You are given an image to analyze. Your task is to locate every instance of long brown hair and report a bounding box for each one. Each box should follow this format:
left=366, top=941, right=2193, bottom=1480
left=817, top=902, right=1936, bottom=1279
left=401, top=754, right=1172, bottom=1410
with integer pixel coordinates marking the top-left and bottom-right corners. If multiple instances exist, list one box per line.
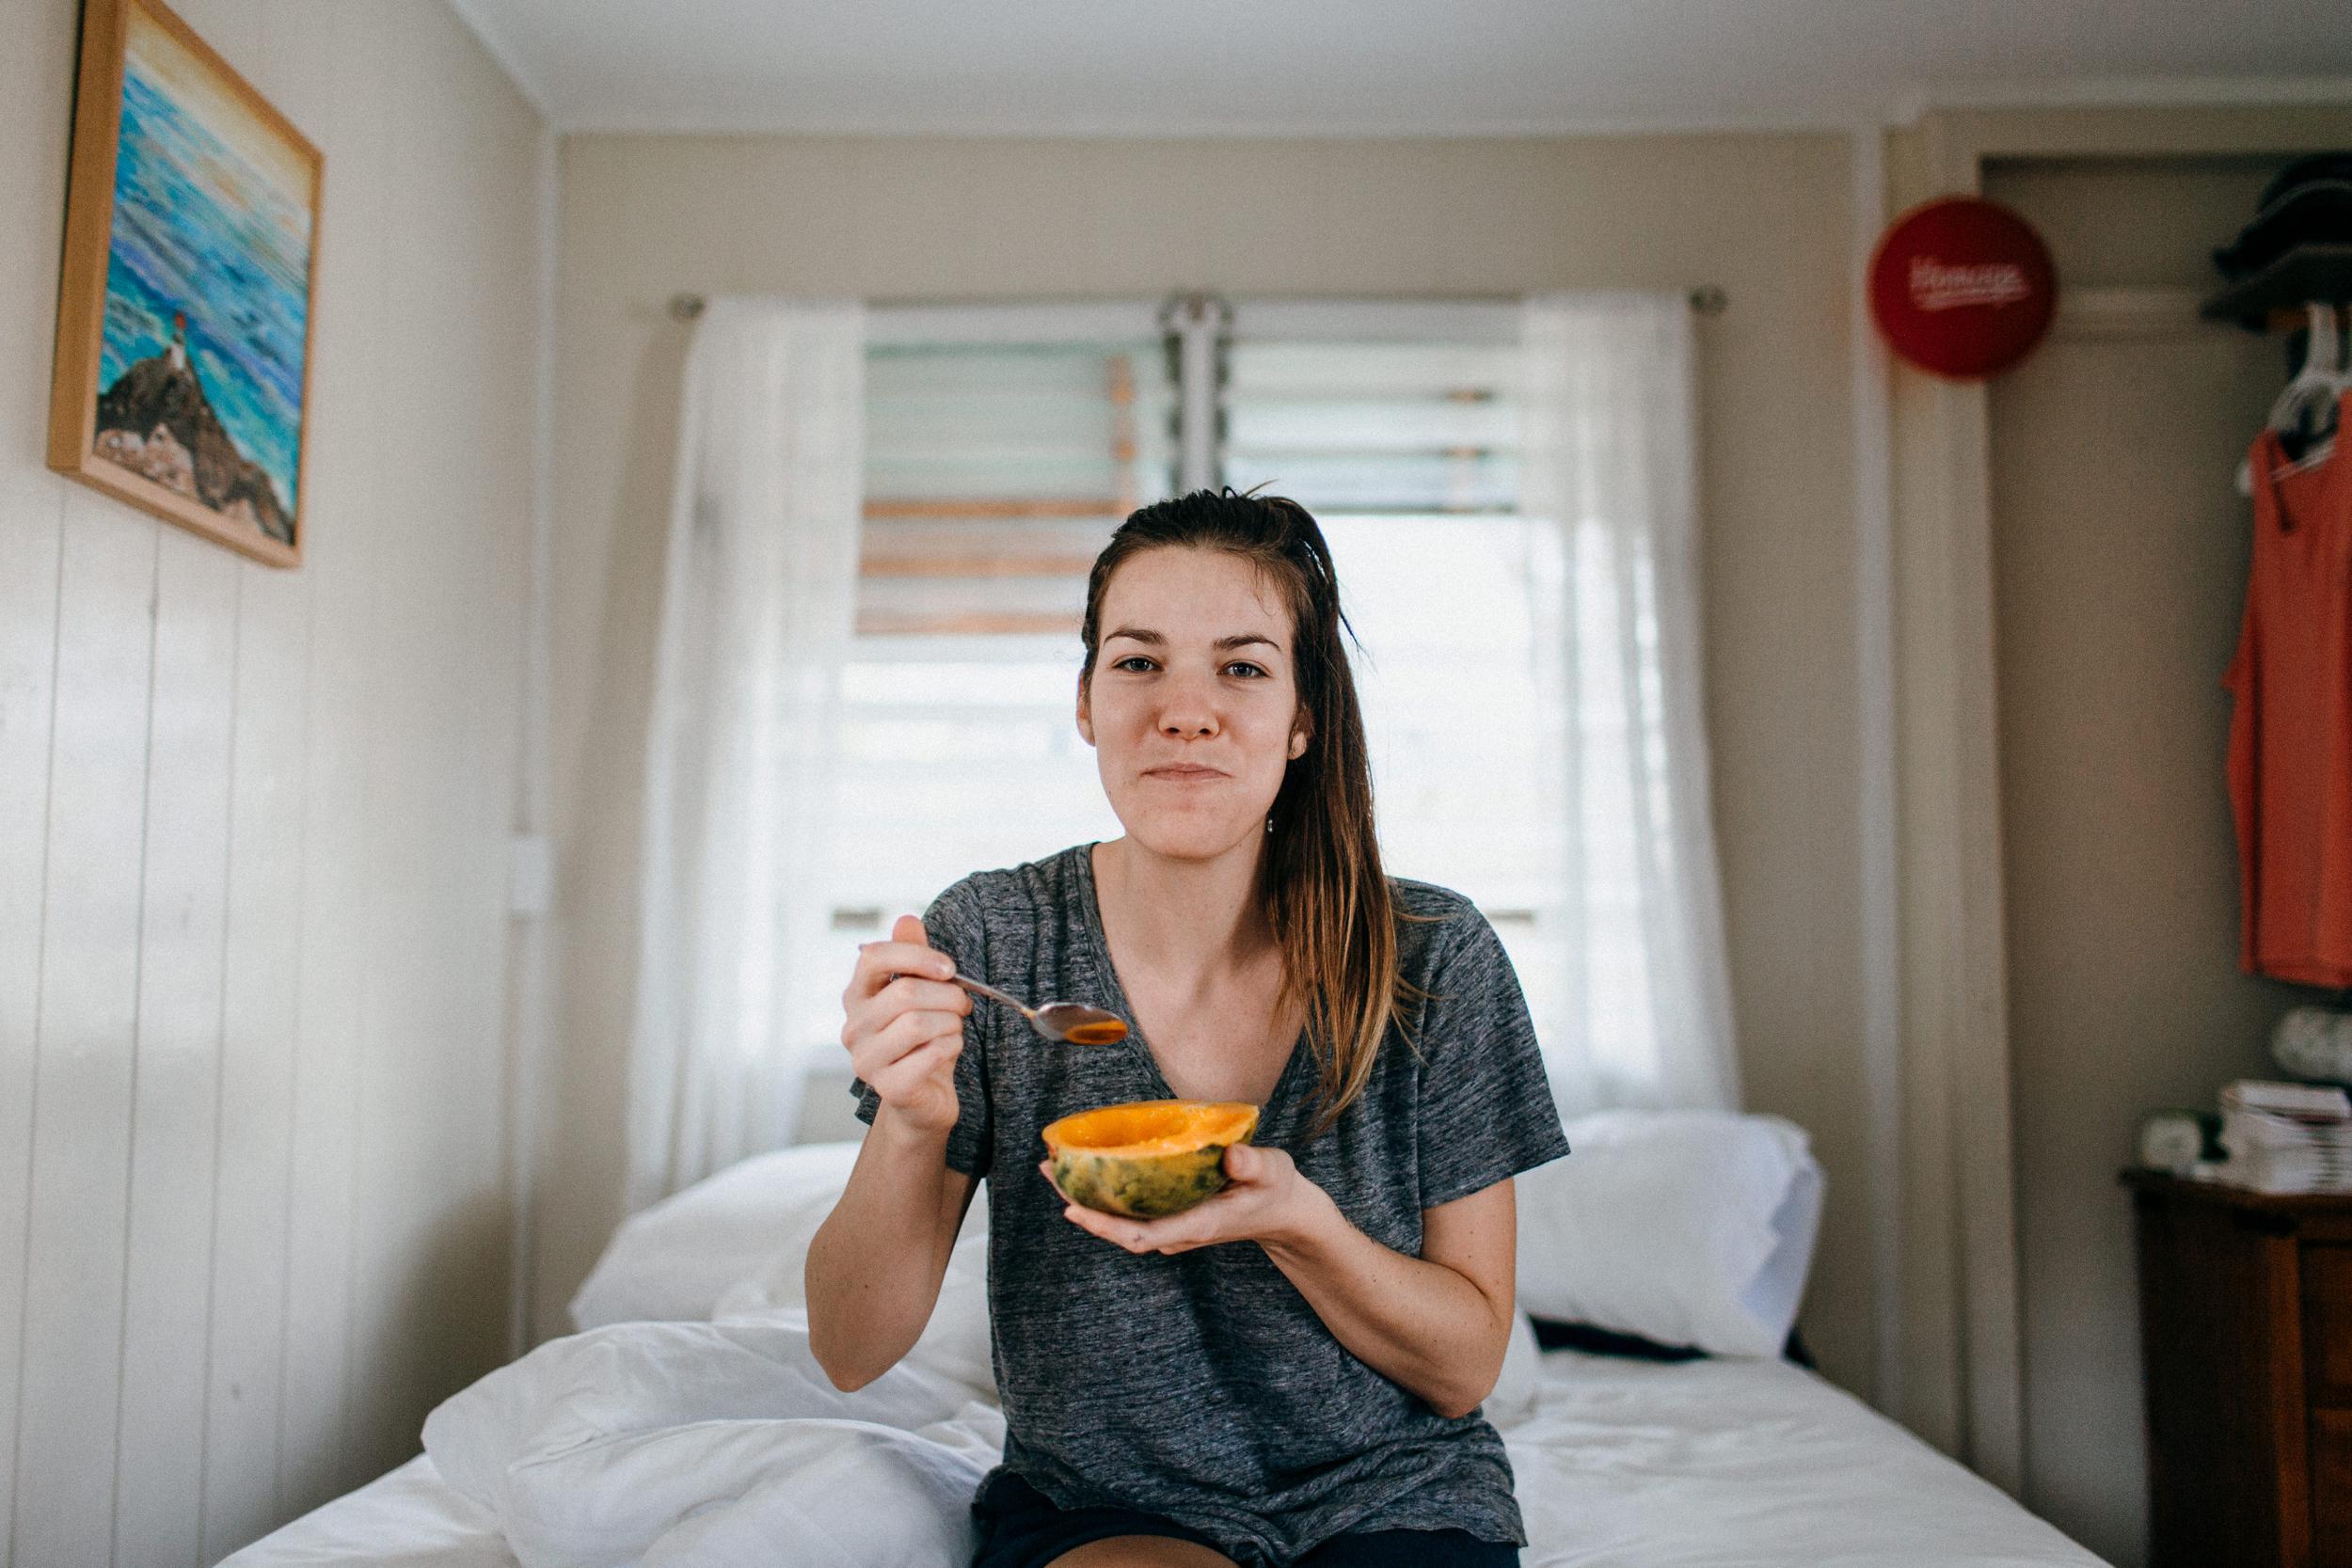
left=1078, top=488, right=1441, bottom=1141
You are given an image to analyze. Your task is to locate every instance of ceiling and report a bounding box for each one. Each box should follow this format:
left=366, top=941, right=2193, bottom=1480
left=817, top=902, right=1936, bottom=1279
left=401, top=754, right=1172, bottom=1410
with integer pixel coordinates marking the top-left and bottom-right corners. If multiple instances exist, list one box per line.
left=446, top=0, right=2352, bottom=136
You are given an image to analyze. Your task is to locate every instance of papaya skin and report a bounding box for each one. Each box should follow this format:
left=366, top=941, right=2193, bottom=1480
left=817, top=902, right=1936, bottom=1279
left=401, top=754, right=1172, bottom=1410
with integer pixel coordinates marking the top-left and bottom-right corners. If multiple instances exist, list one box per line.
left=1041, top=1100, right=1261, bottom=1219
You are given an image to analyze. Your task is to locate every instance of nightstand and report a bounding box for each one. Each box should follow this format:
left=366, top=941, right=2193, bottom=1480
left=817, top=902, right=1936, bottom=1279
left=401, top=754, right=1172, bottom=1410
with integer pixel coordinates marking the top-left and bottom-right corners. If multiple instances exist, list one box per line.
left=2122, top=1169, right=2352, bottom=1566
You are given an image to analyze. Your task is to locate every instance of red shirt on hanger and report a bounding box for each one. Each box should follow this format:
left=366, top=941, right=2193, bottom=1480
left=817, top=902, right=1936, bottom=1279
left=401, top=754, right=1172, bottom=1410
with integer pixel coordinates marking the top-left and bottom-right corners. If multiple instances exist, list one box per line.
left=2226, top=388, right=2352, bottom=988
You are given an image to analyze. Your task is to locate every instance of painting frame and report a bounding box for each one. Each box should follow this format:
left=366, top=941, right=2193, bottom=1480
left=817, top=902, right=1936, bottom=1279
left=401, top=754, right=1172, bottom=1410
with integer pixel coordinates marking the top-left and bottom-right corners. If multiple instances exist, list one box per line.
left=47, top=0, right=323, bottom=569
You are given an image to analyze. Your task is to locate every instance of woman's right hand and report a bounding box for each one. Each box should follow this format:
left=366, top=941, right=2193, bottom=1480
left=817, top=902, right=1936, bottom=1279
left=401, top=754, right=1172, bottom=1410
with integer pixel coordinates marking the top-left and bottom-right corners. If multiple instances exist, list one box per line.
left=841, top=913, right=973, bottom=1137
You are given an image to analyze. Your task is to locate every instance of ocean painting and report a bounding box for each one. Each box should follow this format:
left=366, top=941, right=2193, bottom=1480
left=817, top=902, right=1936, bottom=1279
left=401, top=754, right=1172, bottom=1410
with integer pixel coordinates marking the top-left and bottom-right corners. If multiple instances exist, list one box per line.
left=69, top=0, right=318, bottom=551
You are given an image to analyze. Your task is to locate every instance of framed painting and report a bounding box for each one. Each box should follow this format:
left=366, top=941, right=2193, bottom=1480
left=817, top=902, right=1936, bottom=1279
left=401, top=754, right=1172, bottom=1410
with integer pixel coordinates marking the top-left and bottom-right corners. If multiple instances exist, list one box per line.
left=47, top=0, right=322, bottom=568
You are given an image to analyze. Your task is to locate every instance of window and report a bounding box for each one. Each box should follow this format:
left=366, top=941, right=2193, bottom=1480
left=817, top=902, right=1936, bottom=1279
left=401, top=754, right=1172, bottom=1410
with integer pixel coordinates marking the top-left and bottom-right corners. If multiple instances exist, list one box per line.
left=789, top=297, right=1611, bottom=1089
left=1219, top=303, right=1580, bottom=1068
left=787, top=306, right=1175, bottom=1053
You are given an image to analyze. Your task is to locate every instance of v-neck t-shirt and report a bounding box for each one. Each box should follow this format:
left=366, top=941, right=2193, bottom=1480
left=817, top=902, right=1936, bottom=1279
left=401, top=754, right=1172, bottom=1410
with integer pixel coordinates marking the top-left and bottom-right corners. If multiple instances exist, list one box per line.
left=2227, top=393, right=2352, bottom=986
left=849, top=841, right=1573, bottom=1567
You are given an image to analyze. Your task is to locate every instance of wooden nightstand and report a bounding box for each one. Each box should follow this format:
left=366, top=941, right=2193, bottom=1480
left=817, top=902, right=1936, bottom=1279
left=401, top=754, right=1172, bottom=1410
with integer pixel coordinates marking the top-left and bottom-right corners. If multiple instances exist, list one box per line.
left=2123, top=1169, right=2352, bottom=1566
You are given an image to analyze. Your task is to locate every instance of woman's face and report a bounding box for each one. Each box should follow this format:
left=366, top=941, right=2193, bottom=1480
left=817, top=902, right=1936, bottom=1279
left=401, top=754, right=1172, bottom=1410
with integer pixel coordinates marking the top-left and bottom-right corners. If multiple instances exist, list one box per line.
left=1077, top=546, right=1310, bottom=863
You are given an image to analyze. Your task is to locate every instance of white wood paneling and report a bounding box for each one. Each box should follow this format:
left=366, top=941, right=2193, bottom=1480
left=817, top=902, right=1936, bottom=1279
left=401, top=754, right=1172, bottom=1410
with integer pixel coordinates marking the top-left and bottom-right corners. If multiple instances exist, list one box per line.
left=10, top=499, right=157, bottom=1568
left=0, top=2, right=546, bottom=1563
left=201, top=564, right=310, bottom=1563
left=270, top=0, right=381, bottom=1519
left=0, top=42, right=78, bottom=1564
left=342, top=0, right=534, bottom=1487
left=114, top=528, right=238, bottom=1568
left=0, top=479, right=63, bottom=1561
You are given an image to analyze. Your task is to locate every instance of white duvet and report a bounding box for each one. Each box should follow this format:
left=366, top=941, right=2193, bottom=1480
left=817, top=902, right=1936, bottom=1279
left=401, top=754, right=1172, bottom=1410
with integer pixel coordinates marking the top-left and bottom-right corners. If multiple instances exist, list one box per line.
left=229, top=1128, right=2110, bottom=1567
left=419, top=1312, right=1001, bottom=1568
left=229, top=1309, right=2110, bottom=1568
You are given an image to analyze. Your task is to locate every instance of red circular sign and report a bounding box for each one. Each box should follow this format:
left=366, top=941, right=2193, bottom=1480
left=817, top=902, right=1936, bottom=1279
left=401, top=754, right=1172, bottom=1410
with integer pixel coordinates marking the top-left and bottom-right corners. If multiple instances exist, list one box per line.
left=1868, top=198, right=2056, bottom=380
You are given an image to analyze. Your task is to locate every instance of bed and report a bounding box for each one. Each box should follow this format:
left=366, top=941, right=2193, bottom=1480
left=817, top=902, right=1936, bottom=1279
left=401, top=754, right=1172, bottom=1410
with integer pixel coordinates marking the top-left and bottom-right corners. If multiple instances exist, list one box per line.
left=223, top=1349, right=2109, bottom=1568
left=223, top=1119, right=2114, bottom=1568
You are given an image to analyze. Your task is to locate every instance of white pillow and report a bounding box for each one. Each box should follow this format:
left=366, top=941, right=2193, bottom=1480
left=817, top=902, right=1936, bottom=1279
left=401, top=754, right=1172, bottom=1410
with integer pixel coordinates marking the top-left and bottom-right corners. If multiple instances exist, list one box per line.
left=568, top=1143, right=865, bottom=1330
left=1514, top=1109, right=1822, bottom=1358
left=716, top=1228, right=994, bottom=1398
left=1745, top=1159, right=1825, bottom=1342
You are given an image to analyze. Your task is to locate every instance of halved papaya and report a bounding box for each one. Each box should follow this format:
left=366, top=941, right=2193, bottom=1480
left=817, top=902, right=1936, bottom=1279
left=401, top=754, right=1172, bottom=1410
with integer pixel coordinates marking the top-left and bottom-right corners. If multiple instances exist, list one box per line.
left=1041, top=1099, right=1261, bottom=1219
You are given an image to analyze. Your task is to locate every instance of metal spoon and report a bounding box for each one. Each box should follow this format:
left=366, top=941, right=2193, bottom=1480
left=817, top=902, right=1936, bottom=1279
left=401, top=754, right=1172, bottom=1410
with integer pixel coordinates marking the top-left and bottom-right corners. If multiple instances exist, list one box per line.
left=948, top=972, right=1130, bottom=1046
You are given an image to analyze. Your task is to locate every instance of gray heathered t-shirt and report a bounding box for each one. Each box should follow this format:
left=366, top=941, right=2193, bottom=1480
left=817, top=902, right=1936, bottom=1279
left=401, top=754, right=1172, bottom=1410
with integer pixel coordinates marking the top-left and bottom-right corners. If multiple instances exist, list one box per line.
left=850, top=841, right=1572, bottom=1567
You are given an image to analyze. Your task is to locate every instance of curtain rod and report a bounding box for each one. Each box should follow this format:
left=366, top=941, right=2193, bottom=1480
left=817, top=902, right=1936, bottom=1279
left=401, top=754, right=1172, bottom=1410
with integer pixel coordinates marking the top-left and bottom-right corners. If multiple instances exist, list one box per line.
left=664, top=287, right=1729, bottom=322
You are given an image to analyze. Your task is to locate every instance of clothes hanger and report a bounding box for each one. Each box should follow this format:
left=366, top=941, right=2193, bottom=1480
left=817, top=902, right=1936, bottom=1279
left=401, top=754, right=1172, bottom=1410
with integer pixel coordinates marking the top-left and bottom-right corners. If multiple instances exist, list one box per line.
left=2278, top=301, right=2346, bottom=468
left=2238, top=301, right=2347, bottom=497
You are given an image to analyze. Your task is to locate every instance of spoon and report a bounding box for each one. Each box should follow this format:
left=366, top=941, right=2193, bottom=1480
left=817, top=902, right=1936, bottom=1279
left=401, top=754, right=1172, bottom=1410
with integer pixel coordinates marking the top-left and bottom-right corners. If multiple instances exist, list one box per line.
left=947, top=972, right=1130, bottom=1046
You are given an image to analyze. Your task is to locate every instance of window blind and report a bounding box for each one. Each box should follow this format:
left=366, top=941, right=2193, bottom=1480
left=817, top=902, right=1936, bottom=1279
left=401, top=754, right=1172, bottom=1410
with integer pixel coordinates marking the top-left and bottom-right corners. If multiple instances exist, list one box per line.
left=793, top=298, right=1614, bottom=1085
left=1222, top=341, right=1521, bottom=514
left=1217, top=302, right=1578, bottom=1056
left=787, top=316, right=1177, bottom=1054
left=858, top=334, right=1177, bottom=637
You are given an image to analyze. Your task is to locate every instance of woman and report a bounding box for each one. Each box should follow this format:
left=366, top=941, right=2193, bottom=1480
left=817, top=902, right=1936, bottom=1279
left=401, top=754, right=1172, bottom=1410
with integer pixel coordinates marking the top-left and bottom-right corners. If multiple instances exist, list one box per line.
left=806, top=489, right=1571, bottom=1568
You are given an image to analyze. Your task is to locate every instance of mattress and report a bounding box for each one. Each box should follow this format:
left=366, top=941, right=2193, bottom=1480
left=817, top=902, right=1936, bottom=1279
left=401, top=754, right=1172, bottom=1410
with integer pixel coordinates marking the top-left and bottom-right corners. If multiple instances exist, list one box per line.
left=217, top=1452, right=514, bottom=1567
left=222, top=1346, right=2108, bottom=1567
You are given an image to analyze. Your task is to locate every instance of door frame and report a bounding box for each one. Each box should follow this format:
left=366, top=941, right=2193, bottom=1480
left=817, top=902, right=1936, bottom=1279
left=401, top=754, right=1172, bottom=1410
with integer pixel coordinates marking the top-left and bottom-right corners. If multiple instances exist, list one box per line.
left=1883, top=103, right=2352, bottom=1495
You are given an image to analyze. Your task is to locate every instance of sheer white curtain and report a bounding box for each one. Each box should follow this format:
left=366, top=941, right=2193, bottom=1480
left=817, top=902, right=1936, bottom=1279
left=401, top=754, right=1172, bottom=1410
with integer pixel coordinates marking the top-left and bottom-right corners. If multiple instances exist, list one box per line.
left=627, top=297, right=866, bottom=1212
left=1518, top=293, right=1740, bottom=1115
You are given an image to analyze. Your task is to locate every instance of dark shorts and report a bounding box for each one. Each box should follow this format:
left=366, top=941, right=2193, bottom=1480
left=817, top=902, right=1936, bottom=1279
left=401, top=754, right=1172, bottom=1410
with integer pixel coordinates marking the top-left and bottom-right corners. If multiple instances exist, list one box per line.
left=971, top=1471, right=1522, bottom=1568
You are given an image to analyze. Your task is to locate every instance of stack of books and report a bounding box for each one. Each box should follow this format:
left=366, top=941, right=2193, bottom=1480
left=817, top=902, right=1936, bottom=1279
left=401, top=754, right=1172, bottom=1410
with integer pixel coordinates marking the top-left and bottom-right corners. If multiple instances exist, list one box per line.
left=2217, top=1079, right=2352, bottom=1194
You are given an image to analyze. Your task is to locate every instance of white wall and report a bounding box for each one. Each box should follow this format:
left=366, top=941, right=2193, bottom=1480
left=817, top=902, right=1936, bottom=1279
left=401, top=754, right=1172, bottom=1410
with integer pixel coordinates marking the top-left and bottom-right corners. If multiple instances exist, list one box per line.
left=0, top=2, right=544, bottom=1562
left=540, top=132, right=1874, bottom=1386
left=541, top=119, right=2352, bottom=1568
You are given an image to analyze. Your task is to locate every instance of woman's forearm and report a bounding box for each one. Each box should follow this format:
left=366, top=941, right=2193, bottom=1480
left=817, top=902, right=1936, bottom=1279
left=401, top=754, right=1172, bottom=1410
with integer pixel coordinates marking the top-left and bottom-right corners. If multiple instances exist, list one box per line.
left=805, top=1106, right=961, bottom=1390
left=1257, top=1188, right=1511, bottom=1420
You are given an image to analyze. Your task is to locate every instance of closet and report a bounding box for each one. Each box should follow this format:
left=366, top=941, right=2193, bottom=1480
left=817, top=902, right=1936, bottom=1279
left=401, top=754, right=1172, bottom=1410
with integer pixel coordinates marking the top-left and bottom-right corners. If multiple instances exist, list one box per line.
left=1983, top=150, right=2342, bottom=1564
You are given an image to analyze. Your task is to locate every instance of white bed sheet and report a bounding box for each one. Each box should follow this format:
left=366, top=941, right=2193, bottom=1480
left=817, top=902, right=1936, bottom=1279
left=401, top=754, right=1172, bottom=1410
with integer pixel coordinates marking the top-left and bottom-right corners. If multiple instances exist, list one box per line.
left=217, top=1452, right=515, bottom=1568
left=222, top=1348, right=2108, bottom=1568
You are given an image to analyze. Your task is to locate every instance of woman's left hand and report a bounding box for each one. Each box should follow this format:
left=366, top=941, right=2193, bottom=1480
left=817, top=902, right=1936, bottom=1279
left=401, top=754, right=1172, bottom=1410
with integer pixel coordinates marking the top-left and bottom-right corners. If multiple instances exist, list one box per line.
left=1041, top=1142, right=1327, bottom=1255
